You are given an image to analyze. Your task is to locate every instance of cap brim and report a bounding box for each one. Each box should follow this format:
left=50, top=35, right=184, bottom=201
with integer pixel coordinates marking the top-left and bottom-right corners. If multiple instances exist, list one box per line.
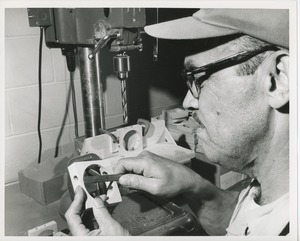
left=144, top=16, right=239, bottom=40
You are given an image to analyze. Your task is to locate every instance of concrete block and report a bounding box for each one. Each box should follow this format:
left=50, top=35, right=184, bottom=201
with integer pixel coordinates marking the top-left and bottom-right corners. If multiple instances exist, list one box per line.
left=6, top=133, right=40, bottom=183
left=18, top=153, right=73, bottom=205
left=5, top=126, right=76, bottom=183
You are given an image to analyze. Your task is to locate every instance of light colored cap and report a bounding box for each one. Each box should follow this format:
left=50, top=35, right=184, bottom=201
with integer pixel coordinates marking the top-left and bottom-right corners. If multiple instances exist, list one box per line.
left=144, top=9, right=289, bottom=48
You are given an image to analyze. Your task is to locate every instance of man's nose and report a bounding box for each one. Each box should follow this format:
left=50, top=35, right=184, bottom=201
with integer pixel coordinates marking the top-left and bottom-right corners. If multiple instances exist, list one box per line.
left=182, top=90, right=199, bottom=110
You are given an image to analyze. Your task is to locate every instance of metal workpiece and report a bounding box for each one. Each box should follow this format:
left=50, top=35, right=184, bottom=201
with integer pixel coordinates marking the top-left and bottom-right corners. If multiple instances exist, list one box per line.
left=68, top=158, right=122, bottom=208
left=79, top=47, right=106, bottom=137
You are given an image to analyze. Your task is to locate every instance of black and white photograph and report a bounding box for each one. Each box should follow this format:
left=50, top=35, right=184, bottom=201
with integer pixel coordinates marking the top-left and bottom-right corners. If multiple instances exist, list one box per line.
left=1, top=1, right=298, bottom=240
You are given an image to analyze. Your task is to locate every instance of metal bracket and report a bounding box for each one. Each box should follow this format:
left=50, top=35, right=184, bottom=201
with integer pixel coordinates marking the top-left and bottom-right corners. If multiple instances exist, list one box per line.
left=68, top=158, right=122, bottom=209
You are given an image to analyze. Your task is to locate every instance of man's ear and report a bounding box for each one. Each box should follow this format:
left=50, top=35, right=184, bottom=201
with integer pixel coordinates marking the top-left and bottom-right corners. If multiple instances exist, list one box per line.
left=263, top=50, right=289, bottom=110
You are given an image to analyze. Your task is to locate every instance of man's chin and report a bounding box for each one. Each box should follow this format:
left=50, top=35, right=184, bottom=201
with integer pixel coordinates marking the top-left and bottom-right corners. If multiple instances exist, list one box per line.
left=201, top=148, right=222, bottom=165
left=202, top=148, right=233, bottom=169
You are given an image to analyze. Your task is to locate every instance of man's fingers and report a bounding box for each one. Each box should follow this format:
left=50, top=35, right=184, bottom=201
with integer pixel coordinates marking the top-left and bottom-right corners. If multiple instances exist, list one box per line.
left=114, top=158, right=144, bottom=174
left=119, top=174, right=160, bottom=195
left=114, top=157, right=152, bottom=176
left=92, top=197, right=130, bottom=236
left=70, top=186, right=85, bottom=213
left=92, top=196, right=115, bottom=228
left=65, top=186, right=89, bottom=235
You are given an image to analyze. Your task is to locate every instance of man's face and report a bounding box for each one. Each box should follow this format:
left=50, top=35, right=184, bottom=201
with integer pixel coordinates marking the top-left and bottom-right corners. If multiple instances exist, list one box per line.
left=183, top=44, right=273, bottom=173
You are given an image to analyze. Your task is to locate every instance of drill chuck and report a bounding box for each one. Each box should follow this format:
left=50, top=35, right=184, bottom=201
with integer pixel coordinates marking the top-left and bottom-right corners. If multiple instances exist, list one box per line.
left=113, top=53, right=130, bottom=80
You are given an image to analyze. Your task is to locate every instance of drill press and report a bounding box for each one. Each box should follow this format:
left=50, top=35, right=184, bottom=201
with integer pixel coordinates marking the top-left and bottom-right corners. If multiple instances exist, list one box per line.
left=28, top=8, right=145, bottom=136
left=26, top=8, right=202, bottom=235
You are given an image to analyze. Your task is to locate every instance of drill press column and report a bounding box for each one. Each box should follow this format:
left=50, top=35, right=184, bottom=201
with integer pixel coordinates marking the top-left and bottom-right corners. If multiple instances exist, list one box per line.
left=79, top=47, right=106, bottom=137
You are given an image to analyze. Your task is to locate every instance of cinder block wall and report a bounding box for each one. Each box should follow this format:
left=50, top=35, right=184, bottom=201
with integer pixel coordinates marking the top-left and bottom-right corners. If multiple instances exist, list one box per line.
left=5, top=8, right=186, bottom=184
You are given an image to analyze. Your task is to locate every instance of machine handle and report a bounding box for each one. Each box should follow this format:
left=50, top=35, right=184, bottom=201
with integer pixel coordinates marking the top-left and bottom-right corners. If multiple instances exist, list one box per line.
left=88, top=33, right=119, bottom=59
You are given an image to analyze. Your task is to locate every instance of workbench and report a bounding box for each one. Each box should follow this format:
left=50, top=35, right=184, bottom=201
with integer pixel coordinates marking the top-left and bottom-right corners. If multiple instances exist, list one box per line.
left=5, top=182, right=68, bottom=236
left=5, top=181, right=208, bottom=236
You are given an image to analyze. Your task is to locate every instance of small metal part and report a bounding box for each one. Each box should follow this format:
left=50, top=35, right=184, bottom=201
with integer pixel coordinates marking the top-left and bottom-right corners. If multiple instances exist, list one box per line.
left=137, top=118, right=151, bottom=136
left=99, top=128, right=119, bottom=143
left=84, top=173, right=123, bottom=184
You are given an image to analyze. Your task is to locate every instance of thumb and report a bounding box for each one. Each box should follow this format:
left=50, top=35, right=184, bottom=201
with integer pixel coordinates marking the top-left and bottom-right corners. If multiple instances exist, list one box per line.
left=92, top=197, right=131, bottom=236
left=92, top=196, right=114, bottom=228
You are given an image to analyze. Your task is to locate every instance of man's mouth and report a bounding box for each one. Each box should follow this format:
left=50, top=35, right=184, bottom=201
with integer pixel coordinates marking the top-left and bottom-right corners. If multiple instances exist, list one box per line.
left=191, top=112, right=205, bottom=129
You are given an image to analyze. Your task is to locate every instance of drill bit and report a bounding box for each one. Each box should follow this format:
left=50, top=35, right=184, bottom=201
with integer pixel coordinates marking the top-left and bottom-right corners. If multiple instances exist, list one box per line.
left=121, top=80, right=128, bottom=124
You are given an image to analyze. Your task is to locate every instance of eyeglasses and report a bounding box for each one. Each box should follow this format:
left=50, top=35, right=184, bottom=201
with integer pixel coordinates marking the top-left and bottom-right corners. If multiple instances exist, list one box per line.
left=182, top=46, right=278, bottom=99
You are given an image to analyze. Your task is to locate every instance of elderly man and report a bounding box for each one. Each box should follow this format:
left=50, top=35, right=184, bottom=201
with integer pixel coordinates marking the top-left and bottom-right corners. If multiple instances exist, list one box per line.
left=65, top=9, right=289, bottom=236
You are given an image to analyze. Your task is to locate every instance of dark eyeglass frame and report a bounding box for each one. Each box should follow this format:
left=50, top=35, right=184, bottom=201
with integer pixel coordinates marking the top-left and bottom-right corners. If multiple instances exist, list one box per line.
left=182, top=45, right=278, bottom=99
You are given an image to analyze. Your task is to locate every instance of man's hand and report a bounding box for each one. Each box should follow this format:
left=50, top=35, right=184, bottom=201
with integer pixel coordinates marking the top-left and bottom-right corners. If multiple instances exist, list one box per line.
left=65, top=186, right=130, bottom=236
left=115, top=150, right=197, bottom=197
